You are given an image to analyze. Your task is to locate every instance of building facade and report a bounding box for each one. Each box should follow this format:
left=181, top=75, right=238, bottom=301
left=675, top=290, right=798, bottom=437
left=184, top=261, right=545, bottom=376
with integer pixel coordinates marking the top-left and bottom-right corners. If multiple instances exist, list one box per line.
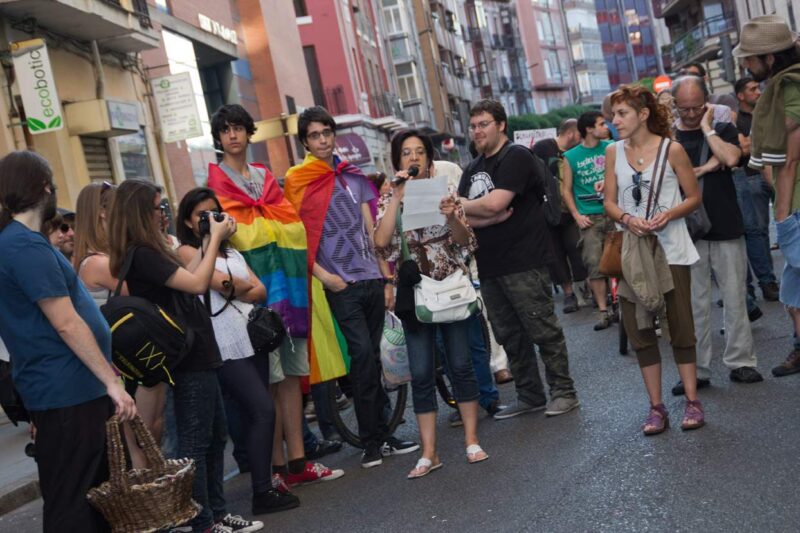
left=654, top=0, right=739, bottom=93
left=732, top=0, right=800, bottom=35
left=597, top=0, right=663, bottom=88
left=0, top=0, right=166, bottom=209
left=515, top=0, right=573, bottom=113
left=563, top=0, right=612, bottom=104
left=298, top=0, right=406, bottom=175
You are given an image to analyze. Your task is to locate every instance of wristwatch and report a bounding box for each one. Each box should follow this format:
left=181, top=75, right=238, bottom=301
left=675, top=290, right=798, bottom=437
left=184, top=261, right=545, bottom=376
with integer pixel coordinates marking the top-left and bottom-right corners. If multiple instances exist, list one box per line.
left=383, top=277, right=396, bottom=286
left=704, top=129, right=718, bottom=139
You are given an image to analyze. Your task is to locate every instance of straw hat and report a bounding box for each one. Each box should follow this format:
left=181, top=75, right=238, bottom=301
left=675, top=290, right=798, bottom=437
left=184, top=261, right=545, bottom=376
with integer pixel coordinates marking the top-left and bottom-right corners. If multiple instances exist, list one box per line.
left=733, top=15, right=799, bottom=58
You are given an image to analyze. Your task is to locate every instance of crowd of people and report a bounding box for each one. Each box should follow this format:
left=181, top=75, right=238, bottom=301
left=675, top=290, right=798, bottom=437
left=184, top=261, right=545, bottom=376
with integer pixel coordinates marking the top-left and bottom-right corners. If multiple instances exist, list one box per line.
left=0, top=13, right=798, bottom=533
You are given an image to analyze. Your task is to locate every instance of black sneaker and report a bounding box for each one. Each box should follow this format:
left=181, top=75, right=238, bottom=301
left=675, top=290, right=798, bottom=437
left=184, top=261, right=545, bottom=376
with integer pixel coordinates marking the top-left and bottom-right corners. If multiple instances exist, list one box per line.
left=306, top=439, right=343, bottom=460
left=748, top=306, right=764, bottom=322
left=761, top=281, right=780, bottom=302
left=361, top=442, right=383, bottom=468
left=729, top=366, right=764, bottom=383
left=485, top=399, right=507, bottom=416
left=252, top=489, right=300, bottom=515
left=671, top=378, right=710, bottom=396
left=381, top=436, right=420, bottom=456
left=218, top=513, right=265, bottom=532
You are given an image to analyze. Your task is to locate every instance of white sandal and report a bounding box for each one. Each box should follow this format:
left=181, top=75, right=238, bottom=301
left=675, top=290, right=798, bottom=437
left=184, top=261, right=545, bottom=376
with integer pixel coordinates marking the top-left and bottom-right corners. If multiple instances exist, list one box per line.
left=466, top=444, right=489, bottom=464
left=407, top=457, right=443, bottom=479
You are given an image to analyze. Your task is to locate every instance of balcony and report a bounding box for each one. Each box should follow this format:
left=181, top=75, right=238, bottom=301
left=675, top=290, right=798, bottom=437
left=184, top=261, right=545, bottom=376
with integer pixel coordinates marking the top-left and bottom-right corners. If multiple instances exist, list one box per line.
left=568, top=26, right=602, bottom=42
left=573, top=56, right=609, bottom=70
left=579, top=90, right=611, bottom=105
left=666, top=15, right=737, bottom=69
left=510, top=75, right=529, bottom=92
left=490, top=33, right=503, bottom=50
left=652, top=0, right=693, bottom=19
left=0, top=0, right=159, bottom=53
left=389, top=36, right=415, bottom=65
left=501, top=34, right=515, bottom=49
left=498, top=76, right=511, bottom=93
left=468, top=27, right=483, bottom=43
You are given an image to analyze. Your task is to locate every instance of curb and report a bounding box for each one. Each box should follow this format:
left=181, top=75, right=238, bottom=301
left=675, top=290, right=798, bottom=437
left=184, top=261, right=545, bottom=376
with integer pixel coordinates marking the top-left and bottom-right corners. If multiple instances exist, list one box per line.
left=0, top=477, right=40, bottom=517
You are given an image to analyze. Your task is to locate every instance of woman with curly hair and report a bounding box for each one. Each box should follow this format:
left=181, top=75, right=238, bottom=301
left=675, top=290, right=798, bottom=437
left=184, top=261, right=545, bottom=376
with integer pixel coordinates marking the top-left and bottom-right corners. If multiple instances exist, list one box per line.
left=602, top=85, right=705, bottom=435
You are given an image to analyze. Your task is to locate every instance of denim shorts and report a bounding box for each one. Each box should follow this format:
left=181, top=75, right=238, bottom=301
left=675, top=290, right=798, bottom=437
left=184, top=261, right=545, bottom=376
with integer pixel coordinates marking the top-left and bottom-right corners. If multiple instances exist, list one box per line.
left=268, top=336, right=309, bottom=384
left=776, top=212, right=800, bottom=308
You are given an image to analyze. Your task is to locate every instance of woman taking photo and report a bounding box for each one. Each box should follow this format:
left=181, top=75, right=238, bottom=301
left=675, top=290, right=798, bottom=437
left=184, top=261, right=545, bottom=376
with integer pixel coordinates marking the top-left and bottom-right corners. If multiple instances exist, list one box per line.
left=603, top=85, right=705, bottom=435
left=374, top=129, right=487, bottom=479
left=108, top=179, right=262, bottom=533
left=176, top=187, right=299, bottom=515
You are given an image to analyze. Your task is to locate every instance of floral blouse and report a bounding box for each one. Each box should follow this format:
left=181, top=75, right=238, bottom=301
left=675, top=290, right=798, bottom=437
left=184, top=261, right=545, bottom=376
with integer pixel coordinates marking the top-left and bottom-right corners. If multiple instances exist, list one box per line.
left=375, top=185, right=477, bottom=282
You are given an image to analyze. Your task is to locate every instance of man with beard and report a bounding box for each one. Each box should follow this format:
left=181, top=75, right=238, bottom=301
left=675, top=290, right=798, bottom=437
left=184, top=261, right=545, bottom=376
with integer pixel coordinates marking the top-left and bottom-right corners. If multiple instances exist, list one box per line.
left=0, top=151, right=136, bottom=532
left=733, top=15, right=800, bottom=377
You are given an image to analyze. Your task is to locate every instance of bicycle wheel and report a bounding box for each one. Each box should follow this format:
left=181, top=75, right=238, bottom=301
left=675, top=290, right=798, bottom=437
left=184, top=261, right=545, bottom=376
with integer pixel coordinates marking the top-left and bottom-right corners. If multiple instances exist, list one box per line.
left=327, top=376, right=409, bottom=449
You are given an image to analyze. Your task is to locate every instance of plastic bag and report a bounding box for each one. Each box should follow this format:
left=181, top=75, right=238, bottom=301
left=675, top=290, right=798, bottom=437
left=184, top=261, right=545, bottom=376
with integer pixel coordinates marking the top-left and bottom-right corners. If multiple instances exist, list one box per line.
left=380, top=311, right=411, bottom=387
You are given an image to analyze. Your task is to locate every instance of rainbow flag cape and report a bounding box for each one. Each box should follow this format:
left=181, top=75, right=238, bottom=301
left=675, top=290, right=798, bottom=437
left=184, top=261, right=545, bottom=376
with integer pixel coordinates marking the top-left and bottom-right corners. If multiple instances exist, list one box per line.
left=284, top=155, right=371, bottom=369
left=207, top=162, right=347, bottom=384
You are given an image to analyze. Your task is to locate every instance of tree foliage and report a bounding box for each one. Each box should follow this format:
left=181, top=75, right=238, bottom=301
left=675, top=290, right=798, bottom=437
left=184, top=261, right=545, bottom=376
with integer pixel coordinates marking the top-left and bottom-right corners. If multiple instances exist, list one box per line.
left=507, top=105, right=596, bottom=138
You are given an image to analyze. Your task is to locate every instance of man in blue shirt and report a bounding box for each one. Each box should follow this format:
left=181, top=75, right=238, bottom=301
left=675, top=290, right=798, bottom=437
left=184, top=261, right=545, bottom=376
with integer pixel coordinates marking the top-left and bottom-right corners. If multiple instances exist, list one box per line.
left=0, top=151, right=135, bottom=533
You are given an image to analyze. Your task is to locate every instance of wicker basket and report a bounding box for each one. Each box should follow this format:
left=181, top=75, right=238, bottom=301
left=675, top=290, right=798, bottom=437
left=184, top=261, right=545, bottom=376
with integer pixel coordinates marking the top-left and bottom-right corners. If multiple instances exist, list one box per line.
left=87, top=415, right=200, bottom=533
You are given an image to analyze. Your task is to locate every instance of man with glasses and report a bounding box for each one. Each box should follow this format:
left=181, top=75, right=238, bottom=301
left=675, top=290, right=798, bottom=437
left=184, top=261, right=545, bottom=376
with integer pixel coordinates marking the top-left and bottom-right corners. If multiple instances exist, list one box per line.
left=670, top=75, right=764, bottom=395
left=459, top=99, right=579, bottom=420
left=284, top=106, right=418, bottom=469
left=562, top=111, right=614, bottom=331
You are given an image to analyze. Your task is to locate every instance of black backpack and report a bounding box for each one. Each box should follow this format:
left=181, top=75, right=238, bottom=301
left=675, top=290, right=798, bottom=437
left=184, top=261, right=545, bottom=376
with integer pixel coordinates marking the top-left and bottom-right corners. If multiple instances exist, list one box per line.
left=467, top=142, right=562, bottom=226
left=101, top=248, right=194, bottom=387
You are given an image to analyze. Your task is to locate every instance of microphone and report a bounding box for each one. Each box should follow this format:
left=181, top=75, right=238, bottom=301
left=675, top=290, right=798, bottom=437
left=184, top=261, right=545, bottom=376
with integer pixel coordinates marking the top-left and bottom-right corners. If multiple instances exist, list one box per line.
left=392, top=165, right=419, bottom=185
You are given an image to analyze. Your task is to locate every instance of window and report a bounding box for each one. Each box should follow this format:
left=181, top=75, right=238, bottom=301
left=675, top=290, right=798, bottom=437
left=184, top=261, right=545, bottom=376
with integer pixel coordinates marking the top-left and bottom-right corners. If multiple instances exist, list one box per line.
left=383, top=2, right=403, bottom=34
left=115, top=130, right=153, bottom=181
left=293, top=0, right=308, bottom=17
left=154, top=0, right=169, bottom=14
left=304, top=46, right=325, bottom=106
left=395, top=63, right=419, bottom=101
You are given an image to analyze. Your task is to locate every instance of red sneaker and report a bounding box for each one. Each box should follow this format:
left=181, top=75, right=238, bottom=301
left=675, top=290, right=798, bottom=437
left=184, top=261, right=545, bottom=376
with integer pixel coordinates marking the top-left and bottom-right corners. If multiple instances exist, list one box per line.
left=271, top=473, right=290, bottom=494
left=286, top=462, right=344, bottom=487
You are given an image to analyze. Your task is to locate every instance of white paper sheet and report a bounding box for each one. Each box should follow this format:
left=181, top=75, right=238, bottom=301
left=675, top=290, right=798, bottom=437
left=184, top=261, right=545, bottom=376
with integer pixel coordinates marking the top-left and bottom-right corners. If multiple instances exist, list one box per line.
left=400, top=175, right=449, bottom=231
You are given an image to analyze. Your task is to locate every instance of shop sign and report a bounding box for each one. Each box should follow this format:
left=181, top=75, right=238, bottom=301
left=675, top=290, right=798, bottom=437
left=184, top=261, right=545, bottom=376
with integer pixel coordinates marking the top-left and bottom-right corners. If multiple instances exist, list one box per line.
left=198, top=14, right=238, bottom=45
left=151, top=72, right=203, bottom=143
left=107, top=100, right=139, bottom=131
left=513, top=128, right=556, bottom=148
left=11, top=39, right=64, bottom=135
left=335, top=133, right=371, bottom=166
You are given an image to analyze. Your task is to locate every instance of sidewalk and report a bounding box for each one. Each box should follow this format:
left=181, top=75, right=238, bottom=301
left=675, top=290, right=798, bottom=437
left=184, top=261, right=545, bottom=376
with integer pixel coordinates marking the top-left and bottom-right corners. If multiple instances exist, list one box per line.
left=0, top=413, right=39, bottom=517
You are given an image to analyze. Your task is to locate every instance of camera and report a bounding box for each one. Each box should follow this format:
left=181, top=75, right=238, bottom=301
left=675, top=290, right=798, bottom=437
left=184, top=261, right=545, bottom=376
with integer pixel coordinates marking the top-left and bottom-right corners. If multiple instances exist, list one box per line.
left=198, top=211, right=225, bottom=236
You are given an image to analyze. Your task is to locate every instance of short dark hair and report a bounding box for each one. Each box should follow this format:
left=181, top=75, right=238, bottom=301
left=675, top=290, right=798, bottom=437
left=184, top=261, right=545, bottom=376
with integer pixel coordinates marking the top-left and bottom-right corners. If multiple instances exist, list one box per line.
left=557, top=118, right=578, bottom=136
left=298, top=106, right=337, bottom=146
left=734, top=76, right=755, bottom=95
left=577, top=111, right=604, bottom=138
left=211, top=104, right=257, bottom=146
left=176, top=187, right=227, bottom=250
left=469, top=99, right=508, bottom=133
left=390, top=129, right=434, bottom=172
left=683, top=62, right=706, bottom=77
left=0, top=151, right=54, bottom=231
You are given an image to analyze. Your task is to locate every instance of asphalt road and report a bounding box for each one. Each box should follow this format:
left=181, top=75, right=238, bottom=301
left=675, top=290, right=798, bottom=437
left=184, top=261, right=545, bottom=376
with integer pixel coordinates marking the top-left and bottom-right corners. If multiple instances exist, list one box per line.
left=2, top=264, right=799, bottom=533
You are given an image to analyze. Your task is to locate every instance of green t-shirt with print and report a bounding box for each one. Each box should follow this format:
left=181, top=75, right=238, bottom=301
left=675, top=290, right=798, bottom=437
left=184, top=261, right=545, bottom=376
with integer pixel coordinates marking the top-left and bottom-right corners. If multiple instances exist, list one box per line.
left=784, top=82, right=800, bottom=212
left=564, top=140, right=612, bottom=215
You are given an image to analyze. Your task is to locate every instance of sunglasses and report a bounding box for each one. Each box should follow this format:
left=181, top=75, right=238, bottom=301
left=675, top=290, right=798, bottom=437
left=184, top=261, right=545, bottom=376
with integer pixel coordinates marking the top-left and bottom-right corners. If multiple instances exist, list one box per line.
left=632, top=172, right=643, bottom=206
left=59, top=223, right=70, bottom=233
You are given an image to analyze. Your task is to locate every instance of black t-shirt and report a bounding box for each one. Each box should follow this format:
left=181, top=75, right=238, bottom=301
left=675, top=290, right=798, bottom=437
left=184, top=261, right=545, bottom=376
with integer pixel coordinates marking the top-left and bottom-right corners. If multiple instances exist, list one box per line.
left=458, top=142, right=552, bottom=278
left=675, top=123, right=744, bottom=241
left=736, top=111, right=759, bottom=176
left=126, top=246, right=222, bottom=373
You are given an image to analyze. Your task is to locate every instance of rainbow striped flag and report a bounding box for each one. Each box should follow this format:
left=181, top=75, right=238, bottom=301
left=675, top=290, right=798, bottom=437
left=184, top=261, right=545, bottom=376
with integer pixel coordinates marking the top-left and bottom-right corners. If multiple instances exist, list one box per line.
left=207, top=162, right=348, bottom=384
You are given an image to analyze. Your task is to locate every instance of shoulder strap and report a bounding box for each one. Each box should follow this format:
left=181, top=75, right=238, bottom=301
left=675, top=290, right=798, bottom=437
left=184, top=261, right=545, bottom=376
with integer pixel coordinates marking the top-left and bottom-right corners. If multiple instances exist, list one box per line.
left=113, top=246, right=138, bottom=298
left=645, top=139, right=670, bottom=220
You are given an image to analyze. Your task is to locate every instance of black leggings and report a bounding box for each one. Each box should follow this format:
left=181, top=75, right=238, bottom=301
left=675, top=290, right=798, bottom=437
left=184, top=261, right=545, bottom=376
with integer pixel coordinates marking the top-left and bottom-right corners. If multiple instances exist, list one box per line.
left=217, top=354, right=275, bottom=494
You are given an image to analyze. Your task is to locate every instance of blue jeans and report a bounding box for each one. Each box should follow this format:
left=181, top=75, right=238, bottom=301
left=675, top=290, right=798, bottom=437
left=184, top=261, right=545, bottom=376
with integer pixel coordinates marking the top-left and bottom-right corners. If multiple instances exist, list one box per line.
left=437, top=314, right=498, bottom=411
left=733, top=168, right=776, bottom=287
left=404, top=318, right=479, bottom=414
left=173, top=370, right=228, bottom=531
left=776, top=211, right=800, bottom=308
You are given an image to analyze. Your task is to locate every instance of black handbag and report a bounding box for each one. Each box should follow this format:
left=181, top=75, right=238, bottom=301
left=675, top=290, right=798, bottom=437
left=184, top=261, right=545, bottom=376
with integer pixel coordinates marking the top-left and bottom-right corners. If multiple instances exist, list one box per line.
left=203, top=256, right=286, bottom=355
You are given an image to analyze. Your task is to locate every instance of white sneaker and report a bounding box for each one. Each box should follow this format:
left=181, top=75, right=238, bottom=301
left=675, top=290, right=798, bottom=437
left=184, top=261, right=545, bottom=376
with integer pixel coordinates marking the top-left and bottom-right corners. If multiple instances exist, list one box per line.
left=218, top=514, right=264, bottom=533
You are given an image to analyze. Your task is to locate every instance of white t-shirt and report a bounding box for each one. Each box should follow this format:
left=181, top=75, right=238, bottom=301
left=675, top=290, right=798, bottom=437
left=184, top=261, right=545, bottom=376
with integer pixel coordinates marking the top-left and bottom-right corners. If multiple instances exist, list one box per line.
left=615, top=140, right=699, bottom=266
left=205, top=249, right=257, bottom=362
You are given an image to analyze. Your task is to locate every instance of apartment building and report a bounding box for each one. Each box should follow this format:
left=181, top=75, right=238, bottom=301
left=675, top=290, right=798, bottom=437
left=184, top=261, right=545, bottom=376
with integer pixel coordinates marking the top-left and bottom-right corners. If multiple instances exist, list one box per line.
left=563, top=0, right=612, bottom=103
